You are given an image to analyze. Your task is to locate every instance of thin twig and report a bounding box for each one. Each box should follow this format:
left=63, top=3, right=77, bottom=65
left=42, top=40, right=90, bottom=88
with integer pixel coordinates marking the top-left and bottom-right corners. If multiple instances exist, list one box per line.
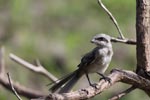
left=0, top=47, right=5, bottom=76
left=109, top=86, right=136, bottom=100
left=0, top=75, right=45, bottom=98
left=0, top=49, right=45, bottom=98
left=7, top=73, right=22, bottom=100
left=98, top=0, right=125, bottom=39
left=111, top=37, right=136, bottom=45
left=9, top=53, right=58, bottom=82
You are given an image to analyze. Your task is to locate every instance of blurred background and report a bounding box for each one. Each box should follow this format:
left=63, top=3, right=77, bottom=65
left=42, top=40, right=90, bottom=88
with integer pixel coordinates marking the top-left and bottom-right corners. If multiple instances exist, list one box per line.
left=0, top=0, right=148, bottom=100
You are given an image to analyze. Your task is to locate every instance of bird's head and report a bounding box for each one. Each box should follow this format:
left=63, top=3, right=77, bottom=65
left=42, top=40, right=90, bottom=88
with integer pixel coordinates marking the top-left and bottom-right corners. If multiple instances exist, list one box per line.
left=91, top=33, right=112, bottom=47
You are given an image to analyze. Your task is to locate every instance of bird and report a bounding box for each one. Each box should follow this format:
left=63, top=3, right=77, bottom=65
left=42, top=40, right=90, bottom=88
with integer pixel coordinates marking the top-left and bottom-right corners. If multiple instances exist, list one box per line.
left=49, top=33, right=113, bottom=93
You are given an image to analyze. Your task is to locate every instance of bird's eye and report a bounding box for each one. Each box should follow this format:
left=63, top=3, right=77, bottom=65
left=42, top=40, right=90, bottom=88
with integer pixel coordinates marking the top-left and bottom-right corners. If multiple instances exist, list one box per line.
left=96, top=37, right=105, bottom=41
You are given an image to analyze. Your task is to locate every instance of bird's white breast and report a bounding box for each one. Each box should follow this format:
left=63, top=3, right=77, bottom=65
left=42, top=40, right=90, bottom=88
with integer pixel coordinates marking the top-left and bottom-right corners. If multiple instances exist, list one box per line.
left=87, top=47, right=112, bottom=73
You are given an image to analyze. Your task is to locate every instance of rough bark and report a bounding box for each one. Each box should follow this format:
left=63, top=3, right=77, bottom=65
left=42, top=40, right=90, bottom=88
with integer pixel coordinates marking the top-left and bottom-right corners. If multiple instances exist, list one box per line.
left=136, top=0, right=150, bottom=97
left=136, top=0, right=150, bottom=73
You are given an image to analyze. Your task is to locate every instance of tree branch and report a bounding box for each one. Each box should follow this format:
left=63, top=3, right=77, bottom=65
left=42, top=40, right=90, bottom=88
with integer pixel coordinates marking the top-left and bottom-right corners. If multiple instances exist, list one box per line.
left=0, top=49, right=46, bottom=99
left=109, top=86, right=136, bottom=100
left=9, top=53, right=58, bottom=82
left=0, top=73, right=46, bottom=99
left=43, top=69, right=150, bottom=100
left=97, top=0, right=125, bottom=39
left=111, top=37, right=136, bottom=45
left=97, top=0, right=137, bottom=46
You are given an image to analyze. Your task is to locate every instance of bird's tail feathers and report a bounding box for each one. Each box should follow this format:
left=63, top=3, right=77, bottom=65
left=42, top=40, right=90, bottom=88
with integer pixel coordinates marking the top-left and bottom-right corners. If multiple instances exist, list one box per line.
left=49, top=69, right=80, bottom=92
left=58, top=72, right=82, bottom=93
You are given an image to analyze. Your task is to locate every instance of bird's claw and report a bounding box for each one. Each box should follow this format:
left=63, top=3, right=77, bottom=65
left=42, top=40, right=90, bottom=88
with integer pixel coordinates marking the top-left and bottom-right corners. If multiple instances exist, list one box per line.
left=100, top=76, right=111, bottom=83
left=90, top=83, right=98, bottom=89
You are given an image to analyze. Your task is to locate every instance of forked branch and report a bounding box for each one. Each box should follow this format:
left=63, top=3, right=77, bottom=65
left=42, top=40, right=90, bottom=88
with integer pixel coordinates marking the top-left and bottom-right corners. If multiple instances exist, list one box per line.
left=0, top=49, right=46, bottom=99
left=97, top=0, right=137, bottom=46
left=9, top=53, right=58, bottom=82
left=111, top=37, right=136, bottom=45
left=98, top=0, right=125, bottom=39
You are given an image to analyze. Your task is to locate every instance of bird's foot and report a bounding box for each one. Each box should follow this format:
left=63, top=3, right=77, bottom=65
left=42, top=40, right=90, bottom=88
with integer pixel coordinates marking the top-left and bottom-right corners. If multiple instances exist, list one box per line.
left=97, top=72, right=111, bottom=83
left=89, top=83, right=98, bottom=89
left=100, top=76, right=111, bottom=83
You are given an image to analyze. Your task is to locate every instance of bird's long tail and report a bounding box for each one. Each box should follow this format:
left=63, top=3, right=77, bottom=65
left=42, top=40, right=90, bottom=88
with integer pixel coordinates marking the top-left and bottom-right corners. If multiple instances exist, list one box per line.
left=49, top=69, right=82, bottom=93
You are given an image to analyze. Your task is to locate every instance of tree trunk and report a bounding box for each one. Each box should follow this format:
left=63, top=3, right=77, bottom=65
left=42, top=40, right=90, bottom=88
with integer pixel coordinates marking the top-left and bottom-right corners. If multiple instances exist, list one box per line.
left=136, top=0, right=150, bottom=75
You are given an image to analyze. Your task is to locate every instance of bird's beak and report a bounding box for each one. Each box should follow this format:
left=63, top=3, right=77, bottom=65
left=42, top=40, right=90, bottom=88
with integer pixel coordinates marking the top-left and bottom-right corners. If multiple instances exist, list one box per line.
left=91, top=39, right=95, bottom=43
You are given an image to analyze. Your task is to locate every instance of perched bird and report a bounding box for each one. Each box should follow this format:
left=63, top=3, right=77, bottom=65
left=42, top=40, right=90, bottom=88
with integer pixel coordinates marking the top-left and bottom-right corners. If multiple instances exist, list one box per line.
left=49, top=33, right=113, bottom=93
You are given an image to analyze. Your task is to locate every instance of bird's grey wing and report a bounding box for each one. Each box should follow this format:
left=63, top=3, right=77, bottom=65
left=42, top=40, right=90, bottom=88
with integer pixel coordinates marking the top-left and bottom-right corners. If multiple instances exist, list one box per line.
left=78, top=48, right=97, bottom=67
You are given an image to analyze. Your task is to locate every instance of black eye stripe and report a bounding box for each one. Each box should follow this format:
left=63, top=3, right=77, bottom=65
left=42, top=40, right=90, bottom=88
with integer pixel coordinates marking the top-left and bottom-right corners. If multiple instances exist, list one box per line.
left=96, top=37, right=105, bottom=40
left=95, top=37, right=108, bottom=42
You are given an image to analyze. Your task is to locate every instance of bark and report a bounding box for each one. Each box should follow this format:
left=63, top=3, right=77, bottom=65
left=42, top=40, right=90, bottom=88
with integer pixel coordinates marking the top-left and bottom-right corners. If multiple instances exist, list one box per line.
left=43, top=69, right=150, bottom=100
left=136, top=0, right=150, bottom=73
left=136, top=0, right=150, bottom=97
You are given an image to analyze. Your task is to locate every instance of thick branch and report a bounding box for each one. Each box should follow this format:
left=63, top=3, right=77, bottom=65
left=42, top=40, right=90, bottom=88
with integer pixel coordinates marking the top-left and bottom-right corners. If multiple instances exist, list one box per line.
left=9, top=53, right=57, bottom=82
left=44, top=69, right=150, bottom=100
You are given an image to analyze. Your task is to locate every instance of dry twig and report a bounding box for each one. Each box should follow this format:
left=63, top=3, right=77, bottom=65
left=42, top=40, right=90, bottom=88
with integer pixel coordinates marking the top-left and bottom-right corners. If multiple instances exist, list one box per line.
left=97, top=0, right=137, bottom=45
left=0, top=47, right=46, bottom=99
left=9, top=53, right=57, bottom=82
left=111, top=37, right=136, bottom=45
left=0, top=75, right=46, bottom=98
left=7, top=73, right=22, bottom=100
left=109, top=86, right=136, bottom=100
left=98, top=0, right=125, bottom=39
